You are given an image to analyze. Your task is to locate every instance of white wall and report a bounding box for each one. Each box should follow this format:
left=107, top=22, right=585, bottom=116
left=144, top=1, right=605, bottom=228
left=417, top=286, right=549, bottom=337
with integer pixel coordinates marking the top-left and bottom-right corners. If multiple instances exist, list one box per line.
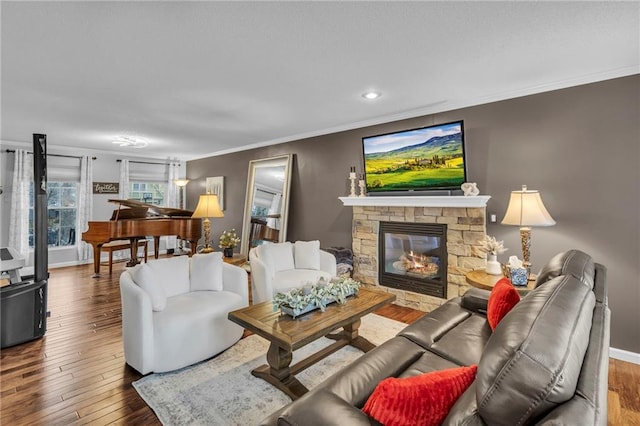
left=0, top=140, right=186, bottom=268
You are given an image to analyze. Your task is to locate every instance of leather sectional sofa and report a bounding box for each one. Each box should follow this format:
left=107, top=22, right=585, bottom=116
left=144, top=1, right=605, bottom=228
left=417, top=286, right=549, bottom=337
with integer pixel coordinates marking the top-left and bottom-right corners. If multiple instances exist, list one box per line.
left=261, top=250, right=609, bottom=425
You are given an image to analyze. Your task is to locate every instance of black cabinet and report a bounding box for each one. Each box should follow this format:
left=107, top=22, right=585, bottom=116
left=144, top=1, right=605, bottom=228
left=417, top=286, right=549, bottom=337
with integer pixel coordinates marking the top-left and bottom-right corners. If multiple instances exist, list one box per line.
left=1, top=280, right=47, bottom=348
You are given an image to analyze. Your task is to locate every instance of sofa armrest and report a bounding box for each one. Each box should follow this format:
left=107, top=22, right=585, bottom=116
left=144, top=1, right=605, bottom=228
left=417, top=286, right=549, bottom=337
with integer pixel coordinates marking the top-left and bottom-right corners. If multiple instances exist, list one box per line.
left=261, top=390, right=378, bottom=426
left=460, top=288, right=490, bottom=314
left=249, top=254, right=274, bottom=304
left=222, top=263, right=249, bottom=306
left=320, top=250, right=338, bottom=277
left=119, top=271, right=155, bottom=375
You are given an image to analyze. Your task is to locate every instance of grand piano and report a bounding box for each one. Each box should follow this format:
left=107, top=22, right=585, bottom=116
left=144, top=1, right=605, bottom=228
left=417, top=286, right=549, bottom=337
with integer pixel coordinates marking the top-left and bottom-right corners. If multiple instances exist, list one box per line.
left=82, top=199, right=202, bottom=277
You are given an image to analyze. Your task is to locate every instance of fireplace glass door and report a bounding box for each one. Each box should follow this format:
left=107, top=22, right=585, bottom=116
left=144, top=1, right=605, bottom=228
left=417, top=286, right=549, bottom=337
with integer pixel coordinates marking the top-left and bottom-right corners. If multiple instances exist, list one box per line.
left=379, top=222, right=447, bottom=298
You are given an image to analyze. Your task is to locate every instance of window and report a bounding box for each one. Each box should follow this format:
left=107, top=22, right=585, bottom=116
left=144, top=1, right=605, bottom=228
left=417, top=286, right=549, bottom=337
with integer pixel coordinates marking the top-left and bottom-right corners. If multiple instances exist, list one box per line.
left=29, top=182, right=78, bottom=247
left=129, top=182, right=166, bottom=206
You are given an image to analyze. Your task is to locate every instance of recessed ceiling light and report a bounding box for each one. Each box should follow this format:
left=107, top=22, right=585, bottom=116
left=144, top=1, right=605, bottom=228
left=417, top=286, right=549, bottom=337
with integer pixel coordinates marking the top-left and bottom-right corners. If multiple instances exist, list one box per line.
left=112, top=136, right=148, bottom=148
left=362, top=91, right=381, bottom=100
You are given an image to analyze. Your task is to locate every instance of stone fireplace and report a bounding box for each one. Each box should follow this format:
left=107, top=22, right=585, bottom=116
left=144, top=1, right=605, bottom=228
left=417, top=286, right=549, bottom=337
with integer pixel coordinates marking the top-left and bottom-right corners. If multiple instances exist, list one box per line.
left=340, top=196, right=490, bottom=312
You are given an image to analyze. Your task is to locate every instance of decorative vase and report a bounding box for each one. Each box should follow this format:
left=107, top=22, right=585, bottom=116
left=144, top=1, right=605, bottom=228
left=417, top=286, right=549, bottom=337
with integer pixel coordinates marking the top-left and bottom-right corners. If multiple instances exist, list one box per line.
left=223, top=247, right=234, bottom=258
left=486, top=254, right=502, bottom=275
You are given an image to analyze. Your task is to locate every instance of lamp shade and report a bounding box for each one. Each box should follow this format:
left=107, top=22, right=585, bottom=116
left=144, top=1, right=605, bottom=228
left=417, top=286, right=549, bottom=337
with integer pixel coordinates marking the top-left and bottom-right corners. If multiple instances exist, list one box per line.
left=192, top=194, right=224, bottom=218
left=501, top=185, right=555, bottom=227
left=173, top=178, right=190, bottom=187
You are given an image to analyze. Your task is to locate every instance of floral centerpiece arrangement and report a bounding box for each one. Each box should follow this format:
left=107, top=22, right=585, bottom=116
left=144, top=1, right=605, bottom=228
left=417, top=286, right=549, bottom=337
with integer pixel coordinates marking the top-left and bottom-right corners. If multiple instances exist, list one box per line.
left=273, top=277, right=361, bottom=318
left=478, top=235, right=507, bottom=256
left=219, top=229, right=240, bottom=257
left=478, top=235, right=507, bottom=275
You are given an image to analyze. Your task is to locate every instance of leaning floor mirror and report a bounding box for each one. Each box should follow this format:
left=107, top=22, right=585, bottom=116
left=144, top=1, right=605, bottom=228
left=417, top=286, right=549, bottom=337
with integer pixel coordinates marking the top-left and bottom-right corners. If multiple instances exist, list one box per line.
left=240, top=154, right=293, bottom=257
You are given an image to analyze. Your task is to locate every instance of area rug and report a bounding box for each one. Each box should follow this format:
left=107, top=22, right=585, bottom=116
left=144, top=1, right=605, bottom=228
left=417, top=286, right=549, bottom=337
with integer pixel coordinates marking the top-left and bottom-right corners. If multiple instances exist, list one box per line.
left=133, top=313, right=406, bottom=425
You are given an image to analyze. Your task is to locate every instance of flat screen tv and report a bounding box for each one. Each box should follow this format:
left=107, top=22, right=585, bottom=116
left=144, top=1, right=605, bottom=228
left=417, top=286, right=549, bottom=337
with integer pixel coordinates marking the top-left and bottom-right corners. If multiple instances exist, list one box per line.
left=362, top=120, right=467, bottom=193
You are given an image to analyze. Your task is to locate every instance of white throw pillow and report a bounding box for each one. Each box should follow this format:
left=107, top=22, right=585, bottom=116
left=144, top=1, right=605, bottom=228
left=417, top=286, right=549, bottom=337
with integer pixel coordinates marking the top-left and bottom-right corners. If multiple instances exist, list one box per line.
left=190, top=252, right=224, bottom=291
left=294, top=240, right=321, bottom=270
left=132, top=263, right=167, bottom=311
left=262, top=242, right=295, bottom=273
left=146, top=255, right=190, bottom=297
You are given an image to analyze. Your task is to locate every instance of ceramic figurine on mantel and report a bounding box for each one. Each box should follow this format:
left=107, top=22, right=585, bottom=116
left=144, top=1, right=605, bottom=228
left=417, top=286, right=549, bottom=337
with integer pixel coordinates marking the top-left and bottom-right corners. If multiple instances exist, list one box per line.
left=461, top=182, right=480, bottom=196
left=478, top=235, right=507, bottom=275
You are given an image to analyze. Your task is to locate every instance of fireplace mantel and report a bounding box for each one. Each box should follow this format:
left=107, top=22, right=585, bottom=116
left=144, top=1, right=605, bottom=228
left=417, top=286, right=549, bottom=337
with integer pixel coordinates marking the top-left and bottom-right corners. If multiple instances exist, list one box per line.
left=339, top=195, right=491, bottom=208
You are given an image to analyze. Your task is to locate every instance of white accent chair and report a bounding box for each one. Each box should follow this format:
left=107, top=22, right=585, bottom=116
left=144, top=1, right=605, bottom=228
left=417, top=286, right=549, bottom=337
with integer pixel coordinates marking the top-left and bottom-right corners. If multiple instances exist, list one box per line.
left=249, top=241, right=337, bottom=304
left=119, top=253, right=248, bottom=374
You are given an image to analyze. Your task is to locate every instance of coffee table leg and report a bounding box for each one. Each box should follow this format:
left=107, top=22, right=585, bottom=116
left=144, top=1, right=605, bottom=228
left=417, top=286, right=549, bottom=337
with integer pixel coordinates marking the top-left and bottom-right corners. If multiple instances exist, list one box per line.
left=327, top=319, right=377, bottom=353
left=251, top=342, right=309, bottom=400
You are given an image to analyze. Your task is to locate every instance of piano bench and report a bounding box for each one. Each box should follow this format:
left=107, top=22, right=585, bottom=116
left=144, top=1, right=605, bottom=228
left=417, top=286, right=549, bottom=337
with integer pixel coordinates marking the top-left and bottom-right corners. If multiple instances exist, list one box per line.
left=101, top=240, right=149, bottom=274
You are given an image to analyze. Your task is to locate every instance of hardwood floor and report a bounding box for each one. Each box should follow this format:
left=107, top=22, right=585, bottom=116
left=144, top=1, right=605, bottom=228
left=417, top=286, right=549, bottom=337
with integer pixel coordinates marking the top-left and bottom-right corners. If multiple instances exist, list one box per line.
left=1, top=260, right=638, bottom=425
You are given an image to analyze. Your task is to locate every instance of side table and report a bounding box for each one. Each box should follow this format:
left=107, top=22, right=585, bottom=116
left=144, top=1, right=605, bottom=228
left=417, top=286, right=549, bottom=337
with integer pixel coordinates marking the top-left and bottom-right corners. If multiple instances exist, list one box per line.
left=465, top=269, right=535, bottom=295
left=223, top=254, right=247, bottom=267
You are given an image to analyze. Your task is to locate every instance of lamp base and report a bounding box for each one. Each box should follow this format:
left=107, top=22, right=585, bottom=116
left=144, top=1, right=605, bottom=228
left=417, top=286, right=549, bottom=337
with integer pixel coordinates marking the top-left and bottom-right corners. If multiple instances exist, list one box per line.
left=519, top=226, right=532, bottom=267
left=199, top=245, right=214, bottom=254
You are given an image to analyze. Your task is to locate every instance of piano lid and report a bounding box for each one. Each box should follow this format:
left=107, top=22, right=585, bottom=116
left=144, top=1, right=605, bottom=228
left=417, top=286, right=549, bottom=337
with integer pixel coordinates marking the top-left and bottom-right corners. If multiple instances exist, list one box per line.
left=108, top=199, right=194, bottom=219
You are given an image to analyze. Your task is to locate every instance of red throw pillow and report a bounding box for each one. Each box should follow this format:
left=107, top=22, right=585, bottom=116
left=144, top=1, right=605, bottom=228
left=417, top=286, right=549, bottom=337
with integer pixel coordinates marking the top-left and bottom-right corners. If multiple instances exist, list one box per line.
left=362, top=365, right=477, bottom=426
left=487, top=277, right=521, bottom=330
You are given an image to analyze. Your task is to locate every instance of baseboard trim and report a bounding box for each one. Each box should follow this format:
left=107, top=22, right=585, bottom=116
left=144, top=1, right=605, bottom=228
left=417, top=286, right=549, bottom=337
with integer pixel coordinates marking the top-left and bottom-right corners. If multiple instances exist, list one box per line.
left=610, top=347, right=640, bottom=365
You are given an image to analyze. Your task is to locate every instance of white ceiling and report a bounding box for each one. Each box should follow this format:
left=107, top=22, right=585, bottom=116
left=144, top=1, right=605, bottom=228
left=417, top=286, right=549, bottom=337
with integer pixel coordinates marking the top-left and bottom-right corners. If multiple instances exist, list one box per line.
left=2, top=1, right=638, bottom=161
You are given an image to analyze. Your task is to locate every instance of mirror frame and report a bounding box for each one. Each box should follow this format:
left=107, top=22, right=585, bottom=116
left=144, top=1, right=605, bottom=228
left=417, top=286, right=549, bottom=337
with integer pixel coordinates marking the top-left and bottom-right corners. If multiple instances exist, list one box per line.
left=240, top=154, right=293, bottom=256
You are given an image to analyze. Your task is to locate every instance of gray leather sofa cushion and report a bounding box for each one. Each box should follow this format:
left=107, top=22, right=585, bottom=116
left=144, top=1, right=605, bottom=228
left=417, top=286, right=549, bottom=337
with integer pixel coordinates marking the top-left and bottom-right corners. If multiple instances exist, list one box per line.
left=275, top=389, right=379, bottom=426
left=430, top=314, right=492, bottom=366
left=320, top=336, right=426, bottom=407
left=535, top=249, right=595, bottom=289
left=460, top=287, right=491, bottom=313
left=536, top=298, right=610, bottom=425
left=398, top=300, right=471, bottom=349
left=475, top=275, right=595, bottom=426
left=442, top=383, right=486, bottom=426
left=398, top=348, right=460, bottom=378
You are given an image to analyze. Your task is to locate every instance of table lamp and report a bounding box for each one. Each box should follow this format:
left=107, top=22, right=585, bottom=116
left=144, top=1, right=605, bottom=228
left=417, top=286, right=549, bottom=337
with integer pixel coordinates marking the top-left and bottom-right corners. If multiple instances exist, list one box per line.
left=191, top=193, right=224, bottom=253
left=501, top=185, right=555, bottom=269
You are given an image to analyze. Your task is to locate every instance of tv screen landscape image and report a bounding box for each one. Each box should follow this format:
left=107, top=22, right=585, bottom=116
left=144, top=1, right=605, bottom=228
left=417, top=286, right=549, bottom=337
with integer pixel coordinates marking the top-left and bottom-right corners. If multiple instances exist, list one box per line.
left=362, top=120, right=467, bottom=193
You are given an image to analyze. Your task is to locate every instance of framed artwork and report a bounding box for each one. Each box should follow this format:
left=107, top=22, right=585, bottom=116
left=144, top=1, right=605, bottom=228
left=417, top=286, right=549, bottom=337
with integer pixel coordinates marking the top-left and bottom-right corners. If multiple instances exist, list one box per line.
left=205, top=176, right=225, bottom=210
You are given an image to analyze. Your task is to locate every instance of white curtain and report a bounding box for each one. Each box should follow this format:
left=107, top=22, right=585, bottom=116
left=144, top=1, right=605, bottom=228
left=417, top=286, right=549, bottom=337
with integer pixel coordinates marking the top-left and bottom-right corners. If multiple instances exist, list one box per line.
left=166, top=162, right=179, bottom=208
left=164, top=162, right=180, bottom=250
left=8, top=150, right=33, bottom=259
left=266, top=193, right=282, bottom=230
left=119, top=159, right=130, bottom=199
left=76, top=156, right=93, bottom=260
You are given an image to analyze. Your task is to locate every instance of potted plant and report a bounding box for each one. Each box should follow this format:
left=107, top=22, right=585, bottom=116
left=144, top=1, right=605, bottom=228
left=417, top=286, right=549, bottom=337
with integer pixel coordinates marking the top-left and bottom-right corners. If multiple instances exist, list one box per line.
left=219, top=229, right=240, bottom=258
left=478, top=235, right=507, bottom=275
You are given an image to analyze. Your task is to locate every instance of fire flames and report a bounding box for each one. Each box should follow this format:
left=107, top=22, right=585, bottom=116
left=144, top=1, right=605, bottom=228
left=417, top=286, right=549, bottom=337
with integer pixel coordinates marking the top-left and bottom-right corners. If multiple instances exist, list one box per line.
left=392, top=251, right=439, bottom=278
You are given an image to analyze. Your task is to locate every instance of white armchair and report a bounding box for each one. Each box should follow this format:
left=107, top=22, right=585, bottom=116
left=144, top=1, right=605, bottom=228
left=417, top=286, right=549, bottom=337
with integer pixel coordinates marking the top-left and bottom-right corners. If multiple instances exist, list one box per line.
left=119, top=253, right=248, bottom=374
left=249, top=241, right=337, bottom=304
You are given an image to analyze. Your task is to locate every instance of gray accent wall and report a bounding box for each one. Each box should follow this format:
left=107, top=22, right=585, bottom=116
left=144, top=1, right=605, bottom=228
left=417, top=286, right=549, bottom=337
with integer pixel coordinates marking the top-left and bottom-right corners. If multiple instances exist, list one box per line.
left=188, top=75, right=639, bottom=353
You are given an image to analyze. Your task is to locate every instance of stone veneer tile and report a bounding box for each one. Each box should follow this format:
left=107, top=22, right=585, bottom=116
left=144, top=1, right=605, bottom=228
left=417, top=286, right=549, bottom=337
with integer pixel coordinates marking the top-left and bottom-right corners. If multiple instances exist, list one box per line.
left=436, top=216, right=459, bottom=224
left=415, top=216, right=438, bottom=223
left=422, top=207, right=443, bottom=216
left=443, top=207, right=467, bottom=217
left=459, top=216, right=485, bottom=225
left=467, top=208, right=485, bottom=218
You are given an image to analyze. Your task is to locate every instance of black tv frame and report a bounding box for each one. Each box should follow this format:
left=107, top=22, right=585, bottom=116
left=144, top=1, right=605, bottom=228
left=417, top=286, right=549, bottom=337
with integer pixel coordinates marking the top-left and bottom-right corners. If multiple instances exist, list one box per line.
left=361, top=120, right=468, bottom=195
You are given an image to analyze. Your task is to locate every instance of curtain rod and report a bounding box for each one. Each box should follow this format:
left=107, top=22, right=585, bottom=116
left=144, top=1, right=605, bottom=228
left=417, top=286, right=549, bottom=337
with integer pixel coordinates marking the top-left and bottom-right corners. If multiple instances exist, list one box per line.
left=117, top=159, right=180, bottom=166
left=256, top=188, right=277, bottom=196
left=4, top=149, right=96, bottom=160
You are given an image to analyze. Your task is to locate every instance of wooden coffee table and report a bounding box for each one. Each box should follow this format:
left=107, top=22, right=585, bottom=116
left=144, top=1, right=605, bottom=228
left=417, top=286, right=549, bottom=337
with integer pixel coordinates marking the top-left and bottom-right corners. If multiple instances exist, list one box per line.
left=228, top=287, right=395, bottom=400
